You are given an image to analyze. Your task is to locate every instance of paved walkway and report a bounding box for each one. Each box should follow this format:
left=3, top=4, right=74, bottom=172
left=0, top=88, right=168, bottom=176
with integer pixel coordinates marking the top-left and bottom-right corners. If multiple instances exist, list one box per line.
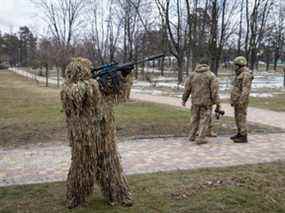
left=132, top=93, right=285, bottom=129
left=1, top=70, right=285, bottom=187
left=9, top=68, right=285, bottom=128
left=9, top=67, right=63, bottom=85
left=1, top=133, right=285, bottom=187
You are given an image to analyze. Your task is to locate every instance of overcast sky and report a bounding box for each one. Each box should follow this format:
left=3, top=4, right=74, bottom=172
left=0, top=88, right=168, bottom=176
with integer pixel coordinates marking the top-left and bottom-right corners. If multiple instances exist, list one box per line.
left=0, top=0, right=40, bottom=34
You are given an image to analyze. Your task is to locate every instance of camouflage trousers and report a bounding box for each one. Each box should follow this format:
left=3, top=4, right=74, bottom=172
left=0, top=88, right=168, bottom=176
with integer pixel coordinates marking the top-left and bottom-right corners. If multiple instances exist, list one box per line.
left=208, top=106, right=214, bottom=134
left=189, top=105, right=211, bottom=140
left=234, top=105, right=248, bottom=135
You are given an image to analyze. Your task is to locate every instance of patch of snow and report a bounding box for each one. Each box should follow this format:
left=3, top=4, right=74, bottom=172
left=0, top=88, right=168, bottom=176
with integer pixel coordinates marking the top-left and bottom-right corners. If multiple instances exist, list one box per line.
left=133, top=81, right=152, bottom=87
left=250, top=93, right=273, bottom=98
left=156, top=82, right=184, bottom=89
left=153, top=76, right=177, bottom=81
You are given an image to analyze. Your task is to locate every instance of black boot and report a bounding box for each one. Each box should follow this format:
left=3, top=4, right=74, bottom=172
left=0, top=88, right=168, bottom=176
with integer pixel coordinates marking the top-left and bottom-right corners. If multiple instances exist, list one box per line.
left=233, top=134, right=248, bottom=143
left=230, top=133, right=241, bottom=140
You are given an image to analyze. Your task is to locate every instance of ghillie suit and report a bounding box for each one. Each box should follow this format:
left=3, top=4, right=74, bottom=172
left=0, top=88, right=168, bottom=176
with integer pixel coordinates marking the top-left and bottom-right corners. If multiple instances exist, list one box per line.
left=61, top=58, right=132, bottom=209
left=118, top=73, right=133, bottom=102
left=124, top=73, right=134, bottom=100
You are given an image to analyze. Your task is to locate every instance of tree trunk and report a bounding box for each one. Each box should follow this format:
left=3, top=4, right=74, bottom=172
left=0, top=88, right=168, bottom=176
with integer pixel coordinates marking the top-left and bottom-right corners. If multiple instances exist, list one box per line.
left=45, top=64, right=48, bottom=87
left=237, top=0, right=244, bottom=55
left=250, top=47, right=257, bottom=70
left=185, top=56, right=190, bottom=76
left=56, top=66, right=60, bottom=88
left=273, top=52, right=279, bottom=71
left=265, top=56, right=270, bottom=71
left=39, top=65, right=43, bottom=76
left=160, top=57, right=165, bottom=76
left=61, top=64, right=67, bottom=78
left=177, top=57, right=184, bottom=84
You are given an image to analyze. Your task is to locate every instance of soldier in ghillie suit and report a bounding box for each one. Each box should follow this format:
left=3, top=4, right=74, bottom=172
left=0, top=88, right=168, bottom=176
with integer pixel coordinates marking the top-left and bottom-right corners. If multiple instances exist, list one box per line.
left=230, top=56, right=254, bottom=143
left=182, top=59, right=221, bottom=145
left=61, top=57, right=132, bottom=209
left=118, top=73, right=133, bottom=102
left=125, top=73, right=133, bottom=100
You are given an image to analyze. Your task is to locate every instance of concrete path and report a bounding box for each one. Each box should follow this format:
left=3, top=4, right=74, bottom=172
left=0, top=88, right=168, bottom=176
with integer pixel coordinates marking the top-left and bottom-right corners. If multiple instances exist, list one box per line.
left=10, top=67, right=285, bottom=128
left=9, top=68, right=63, bottom=85
left=1, top=133, right=285, bottom=187
left=1, top=69, right=285, bottom=187
left=131, top=93, right=285, bottom=129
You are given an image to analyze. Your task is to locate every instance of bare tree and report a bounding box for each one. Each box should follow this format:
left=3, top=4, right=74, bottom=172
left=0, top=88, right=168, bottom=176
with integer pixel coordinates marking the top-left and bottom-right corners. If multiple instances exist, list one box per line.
left=272, top=2, right=285, bottom=70
left=86, top=0, right=122, bottom=65
left=118, top=0, right=154, bottom=79
left=155, top=0, right=169, bottom=76
left=244, top=0, right=274, bottom=70
left=37, top=38, right=53, bottom=86
left=237, top=0, right=245, bottom=55
left=208, top=0, right=238, bottom=75
left=165, top=0, right=189, bottom=83
left=32, top=0, right=87, bottom=76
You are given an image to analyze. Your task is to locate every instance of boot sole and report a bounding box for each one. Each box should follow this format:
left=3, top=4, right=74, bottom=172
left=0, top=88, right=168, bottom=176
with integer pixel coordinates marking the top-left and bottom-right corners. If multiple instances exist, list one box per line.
left=232, top=139, right=248, bottom=143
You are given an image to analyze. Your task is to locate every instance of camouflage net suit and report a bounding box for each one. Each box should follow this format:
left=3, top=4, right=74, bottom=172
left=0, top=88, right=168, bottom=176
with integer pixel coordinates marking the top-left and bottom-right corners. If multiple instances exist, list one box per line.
left=118, top=73, right=133, bottom=102
left=230, top=66, right=253, bottom=136
left=61, top=58, right=132, bottom=209
left=182, top=64, right=220, bottom=144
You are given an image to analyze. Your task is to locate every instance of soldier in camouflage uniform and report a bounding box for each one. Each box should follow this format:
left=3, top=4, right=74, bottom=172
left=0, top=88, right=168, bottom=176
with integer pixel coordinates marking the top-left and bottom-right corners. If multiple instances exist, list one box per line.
left=230, top=56, right=254, bottom=143
left=61, top=57, right=132, bottom=209
left=182, top=59, right=221, bottom=145
left=207, top=105, right=218, bottom=137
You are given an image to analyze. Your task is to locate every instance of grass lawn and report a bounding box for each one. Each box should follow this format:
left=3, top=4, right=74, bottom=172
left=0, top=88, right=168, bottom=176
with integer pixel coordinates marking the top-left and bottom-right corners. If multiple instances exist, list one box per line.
left=0, top=70, right=283, bottom=148
left=249, top=94, right=285, bottom=112
left=0, top=161, right=285, bottom=213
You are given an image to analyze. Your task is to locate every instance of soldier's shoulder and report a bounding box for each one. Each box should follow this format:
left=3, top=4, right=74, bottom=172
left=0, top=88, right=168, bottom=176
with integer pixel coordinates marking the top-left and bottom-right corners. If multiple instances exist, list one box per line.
left=242, top=67, right=253, bottom=78
left=238, top=68, right=253, bottom=82
left=206, top=70, right=216, bottom=79
left=187, top=72, right=196, bottom=79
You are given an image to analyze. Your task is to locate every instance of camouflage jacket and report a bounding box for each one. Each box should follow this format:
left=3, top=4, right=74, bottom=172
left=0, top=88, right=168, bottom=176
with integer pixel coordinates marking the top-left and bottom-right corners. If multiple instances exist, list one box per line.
left=230, top=67, right=254, bottom=106
left=182, top=64, right=220, bottom=106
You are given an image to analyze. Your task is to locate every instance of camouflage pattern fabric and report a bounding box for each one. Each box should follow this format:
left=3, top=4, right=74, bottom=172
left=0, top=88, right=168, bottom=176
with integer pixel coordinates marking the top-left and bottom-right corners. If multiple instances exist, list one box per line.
left=189, top=105, right=212, bottom=141
left=230, top=66, right=253, bottom=136
left=61, top=57, right=132, bottom=209
left=182, top=64, right=220, bottom=143
left=125, top=73, right=133, bottom=100
left=118, top=73, right=133, bottom=102
left=234, top=105, right=248, bottom=135
left=182, top=64, right=220, bottom=106
left=230, top=66, right=253, bottom=106
left=207, top=106, right=215, bottom=135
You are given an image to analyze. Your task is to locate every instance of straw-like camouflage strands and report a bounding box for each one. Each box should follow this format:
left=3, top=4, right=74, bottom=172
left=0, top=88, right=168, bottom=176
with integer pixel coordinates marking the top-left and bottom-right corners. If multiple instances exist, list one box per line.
left=61, top=57, right=132, bottom=209
left=115, top=73, right=133, bottom=103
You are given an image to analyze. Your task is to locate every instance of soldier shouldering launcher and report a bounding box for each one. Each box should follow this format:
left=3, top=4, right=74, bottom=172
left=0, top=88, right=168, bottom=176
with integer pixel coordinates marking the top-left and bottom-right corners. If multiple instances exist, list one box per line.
left=182, top=58, right=222, bottom=145
left=230, top=56, right=254, bottom=143
left=61, top=58, right=133, bottom=209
